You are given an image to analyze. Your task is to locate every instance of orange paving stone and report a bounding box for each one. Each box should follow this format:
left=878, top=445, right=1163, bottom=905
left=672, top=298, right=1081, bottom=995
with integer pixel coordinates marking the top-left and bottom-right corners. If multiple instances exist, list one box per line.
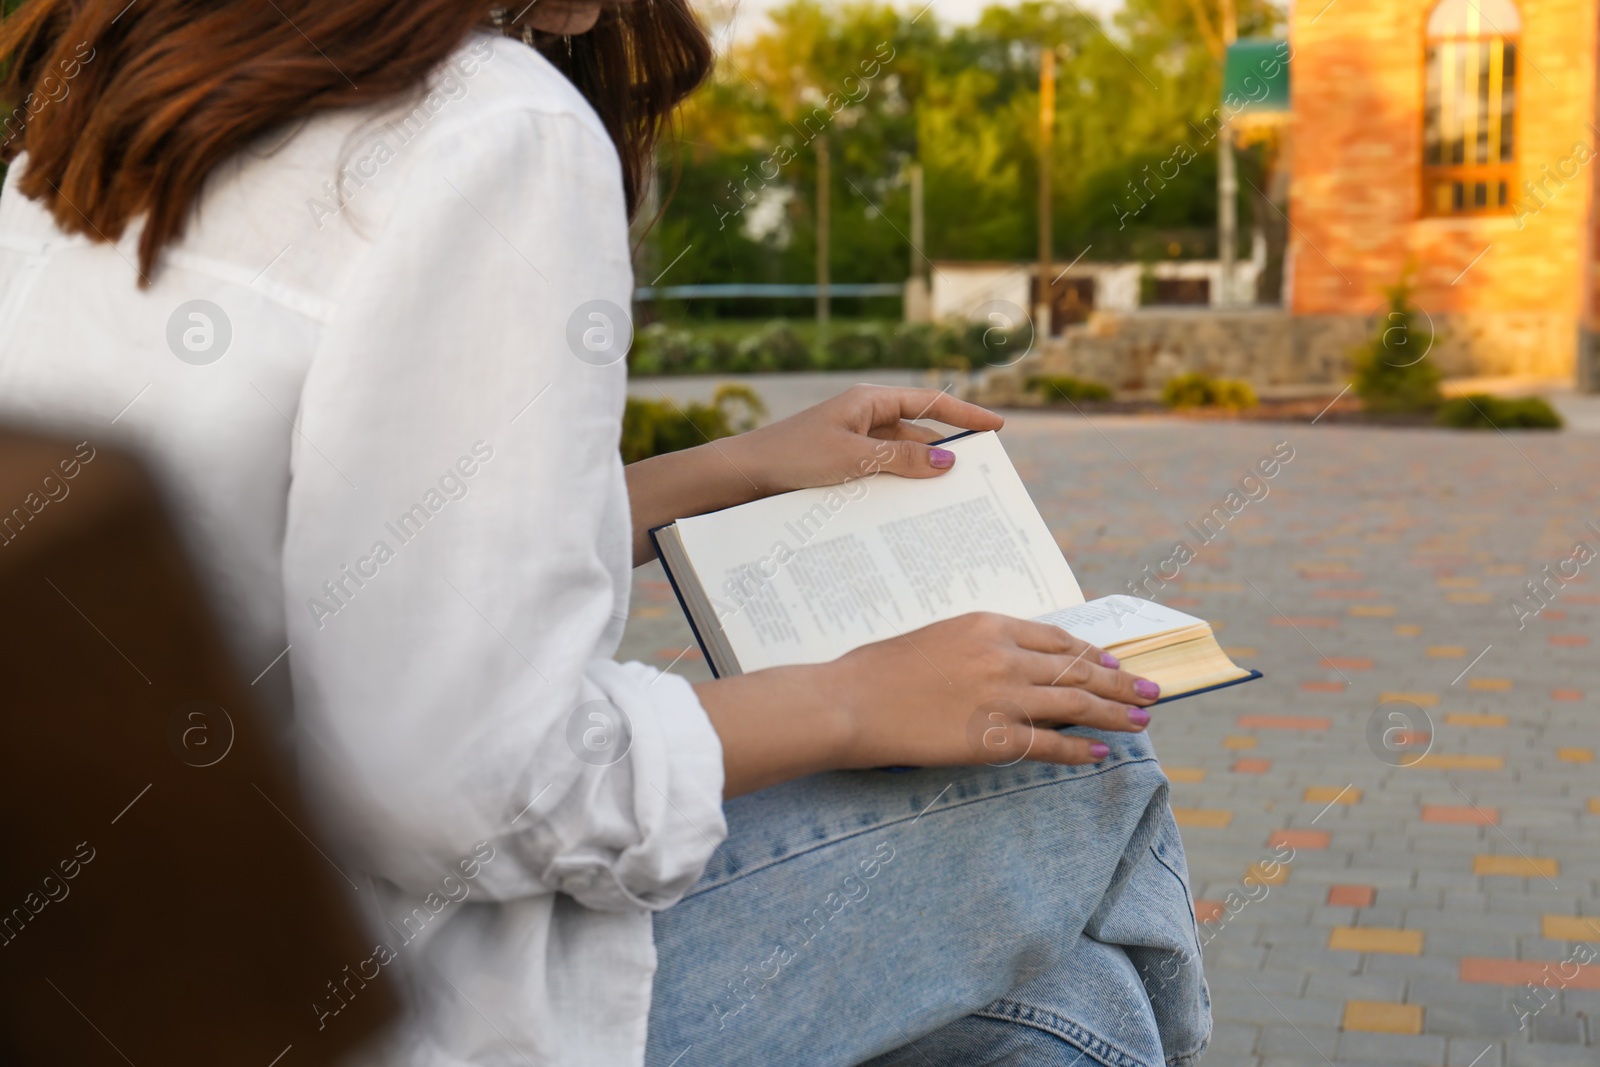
left=1329, top=926, right=1424, bottom=955
left=1542, top=915, right=1600, bottom=941
left=1380, top=691, right=1440, bottom=706
left=1318, top=657, right=1372, bottom=670
left=1223, top=736, right=1257, bottom=750
left=1245, top=861, right=1290, bottom=886
left=1436, top=577, right=1479, bottom=588
left=1474, top=855, right=1559, bottom=878
left=1349, top=605, right=1397, bottom=617
left=1444, top=713, right=1508, bottom=727
left=1300, top=680, right=1346, bottom=693
left=1304, top=785, right=1361, bottom=805
left=1270, top=829, right=1332, bottom=850
left=1411, top=753, right=1504, bottom=771
left=1164, top=767, right=1206, bottom=783
left=1558, top=748, right=1595, bottom=763
left=1343, top=1001, right=1423, bottom=1035
left=1589, top=798, right=1600, bottom=815
left=1447, top=592, right=1495, bottom=604
left=1460, top=958, right=1600, bottom=989
left=1393, top=624, right=1423, bottom=636
left=654, top=647, right=703, bottom=660
left=1237, top=715, right=1331, bottom=730
left=632, top=606, right=668, bottom=619
left=1232, top=758, right=1272, bottom=774
left=1427, top=645, right=1467, bottom=657
left=1542, top=609, right=1569, bottom=621
left=1550, top=634, right=1591, bottom=647
left=1468, top=678, right=1512, bottom=691
left=1172, top=808, right=1233, bottom=828
left=1552, top=689, right=1584, bottom=701
left=1422, top=804, right=1498, bottom=825
left=1194, top=900, right=1226, bottom=923
left=1327, top=885, right=1376, bottom=908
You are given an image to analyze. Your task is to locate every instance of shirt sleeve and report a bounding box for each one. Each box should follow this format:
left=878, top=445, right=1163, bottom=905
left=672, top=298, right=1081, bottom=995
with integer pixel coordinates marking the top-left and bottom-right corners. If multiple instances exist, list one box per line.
left=280, top=105, right=726, bottom=912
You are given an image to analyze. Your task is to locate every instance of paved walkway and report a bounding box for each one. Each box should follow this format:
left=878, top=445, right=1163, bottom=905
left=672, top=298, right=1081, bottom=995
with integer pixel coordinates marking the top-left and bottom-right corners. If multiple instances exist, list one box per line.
left=619, top=407, right=1600, bottom=1067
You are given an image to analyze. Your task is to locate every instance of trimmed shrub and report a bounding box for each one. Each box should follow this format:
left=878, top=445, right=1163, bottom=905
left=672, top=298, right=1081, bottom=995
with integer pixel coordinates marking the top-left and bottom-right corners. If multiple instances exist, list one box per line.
left=620, top=384, right=769, bottom=463
left=1161, top=372, right=1258, bottom=410
left=1351, top=280, right=1443, bottom=413
left=1435, top=394, right=1563, bottom=430
left=1024, top=375, right=1113, bottom=403
left=736, top=321, right=813, bottom=372
left=826, top=325, right=890, bottom=370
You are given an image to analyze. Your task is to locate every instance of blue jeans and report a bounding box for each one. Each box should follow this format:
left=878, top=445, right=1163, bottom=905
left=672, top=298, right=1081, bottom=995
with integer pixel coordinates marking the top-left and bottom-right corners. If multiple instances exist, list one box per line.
left=645, top=730, right=1212, bottom=1067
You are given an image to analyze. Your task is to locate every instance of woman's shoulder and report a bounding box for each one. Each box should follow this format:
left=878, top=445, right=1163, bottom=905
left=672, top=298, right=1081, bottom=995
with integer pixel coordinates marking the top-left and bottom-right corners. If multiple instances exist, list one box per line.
left=171, top=32, right=618, bottom=316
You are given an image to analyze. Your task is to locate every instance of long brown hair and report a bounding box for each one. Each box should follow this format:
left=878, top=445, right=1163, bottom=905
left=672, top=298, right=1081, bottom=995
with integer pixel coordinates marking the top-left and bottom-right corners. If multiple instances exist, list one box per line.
left=0, top=0, right=710, bottom=284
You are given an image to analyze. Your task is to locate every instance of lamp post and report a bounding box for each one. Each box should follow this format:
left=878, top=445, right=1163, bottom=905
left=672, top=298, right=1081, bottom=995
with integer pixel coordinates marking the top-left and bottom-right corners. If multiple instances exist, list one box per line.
left=1037, top=46, right=1056, bottom=337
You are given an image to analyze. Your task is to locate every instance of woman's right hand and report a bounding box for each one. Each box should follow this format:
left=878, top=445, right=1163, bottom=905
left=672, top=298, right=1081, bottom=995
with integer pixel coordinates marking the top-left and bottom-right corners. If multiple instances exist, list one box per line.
left=695, top=612, right=1161, bottom=798
left=818, top=612, right=1160, bottom=770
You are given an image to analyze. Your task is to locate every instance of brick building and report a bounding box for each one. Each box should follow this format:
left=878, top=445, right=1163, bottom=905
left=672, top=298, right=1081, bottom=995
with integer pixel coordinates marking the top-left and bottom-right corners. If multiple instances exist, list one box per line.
left=1290, top=0, right=1600, bottom=382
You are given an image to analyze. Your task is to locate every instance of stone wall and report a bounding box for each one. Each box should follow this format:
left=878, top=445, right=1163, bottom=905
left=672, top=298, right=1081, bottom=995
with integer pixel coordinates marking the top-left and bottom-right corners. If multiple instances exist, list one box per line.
left=1002, top=306, right=1579, bottom=395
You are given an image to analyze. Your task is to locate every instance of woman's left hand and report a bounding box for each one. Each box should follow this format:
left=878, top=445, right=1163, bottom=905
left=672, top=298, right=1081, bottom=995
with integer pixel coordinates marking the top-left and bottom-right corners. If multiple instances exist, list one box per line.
left=725, top=384, right=1005, bottom=496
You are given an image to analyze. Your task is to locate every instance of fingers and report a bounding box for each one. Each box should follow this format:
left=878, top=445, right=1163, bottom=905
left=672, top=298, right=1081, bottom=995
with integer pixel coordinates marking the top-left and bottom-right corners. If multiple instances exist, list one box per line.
left=1021, top=679, right=1152, bottom=733
left=884, top=420, right=945, bottom=444
left=870, top=437, right=960, bottom=479
left=864, top=386, right=1005, bottom=433
left=1006, top=617, right=1106, bottom=661
left=1015, top=725, right=1112, bottom=766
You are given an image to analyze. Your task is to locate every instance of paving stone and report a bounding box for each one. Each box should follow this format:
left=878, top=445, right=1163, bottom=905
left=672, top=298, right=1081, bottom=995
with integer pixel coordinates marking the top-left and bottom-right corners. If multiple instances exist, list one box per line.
left=1336, top=1030, right=1447, bottom=1063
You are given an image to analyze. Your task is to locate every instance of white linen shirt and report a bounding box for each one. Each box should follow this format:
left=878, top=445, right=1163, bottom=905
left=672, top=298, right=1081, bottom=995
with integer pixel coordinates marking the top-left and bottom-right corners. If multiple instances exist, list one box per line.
left=0, top=33, right=727, bottom=1066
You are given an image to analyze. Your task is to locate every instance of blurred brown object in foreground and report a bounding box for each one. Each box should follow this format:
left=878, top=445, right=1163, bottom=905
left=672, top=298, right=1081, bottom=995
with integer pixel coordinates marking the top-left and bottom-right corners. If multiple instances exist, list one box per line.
left=0, top=429, right=396, bottom=1065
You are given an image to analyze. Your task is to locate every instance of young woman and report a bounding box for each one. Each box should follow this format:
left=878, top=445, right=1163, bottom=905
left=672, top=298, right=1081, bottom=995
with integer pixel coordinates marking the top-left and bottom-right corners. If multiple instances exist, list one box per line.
left=0, top=1, right=1210, bottom=1064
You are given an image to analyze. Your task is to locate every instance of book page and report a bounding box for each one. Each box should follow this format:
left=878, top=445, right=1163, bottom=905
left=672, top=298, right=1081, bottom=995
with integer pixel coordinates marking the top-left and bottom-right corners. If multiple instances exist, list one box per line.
left=671, top=431, right=1083, bottom=672
left=1032, top=594, right=1206, bottom=650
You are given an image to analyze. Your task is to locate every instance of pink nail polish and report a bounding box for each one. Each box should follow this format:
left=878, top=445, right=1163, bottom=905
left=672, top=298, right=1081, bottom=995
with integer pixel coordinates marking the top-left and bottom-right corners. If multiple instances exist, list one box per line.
left=1134, top=679, right=1161, bottom=700
left=1128, top=707, right=1150, bottom=727
left=1100, top=652, right=1120, bottom=669
left=1090, top=742, right=1111, bottom=760
left=929, top=448, right=955, bottom=469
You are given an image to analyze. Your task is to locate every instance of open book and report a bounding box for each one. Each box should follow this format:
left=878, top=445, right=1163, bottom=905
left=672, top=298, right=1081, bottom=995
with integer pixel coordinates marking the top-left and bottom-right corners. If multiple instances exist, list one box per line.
left=651, top=430, right=1259, bottom=702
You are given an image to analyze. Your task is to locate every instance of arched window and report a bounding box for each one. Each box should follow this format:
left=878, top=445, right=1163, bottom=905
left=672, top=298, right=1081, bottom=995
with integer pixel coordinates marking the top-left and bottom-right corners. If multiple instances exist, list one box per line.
left=1423, top=0, right=1520, bottom=215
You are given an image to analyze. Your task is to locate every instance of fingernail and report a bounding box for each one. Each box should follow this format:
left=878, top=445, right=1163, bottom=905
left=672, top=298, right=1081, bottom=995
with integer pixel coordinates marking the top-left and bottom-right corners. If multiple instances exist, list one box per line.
left=1089, top=742, right=1111, bottom=760
left=929, top=448, right=955, bottom=469
left=1128, top=707, right=1150, bottom=727
left=1100, top=652, right=1120, bottom=669
left=1134, top=679, right=1161, bottom=700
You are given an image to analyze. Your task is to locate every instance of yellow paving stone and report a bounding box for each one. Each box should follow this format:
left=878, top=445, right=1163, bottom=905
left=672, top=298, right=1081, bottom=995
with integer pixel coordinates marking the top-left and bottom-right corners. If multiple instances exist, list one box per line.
left=1475, top=855, right=1560, bottom=878
left=1245, top=861, right=1290, bottom=886
left=1437, top=577, right=1480, bottom=588
left=1542, top=916, right=1600, bottom=941
left=1380, top=691, right=1440, bottom=707
left=1343, top=1001, right=1424, bottom=1035
left=1412, top=753, right=1504, bottom=770
left=1305, top=785, right=1362, bottom=805
left=632, top=606, right=668, bottom=619
left=1590, top=798, right=1600, bottom=815
left=1329, top=927, right=1425, bottom=955
left=1448, top=592, right=1495, bottom=604
left=1223, top=736, right=1257, bottom=750
left=1393, top=624, right=1424, bottom=636
left=1171, top=808, right=1232, bottom=828
left=1427, top=645, right=1468, bottom=657
left=1559, top=748, right=1595, bottom=763
left=1468, top=678, right=1512, bottom=691
left=1349, top=605, right=1397, bottom=617
left=1165, top=767, right=1206, bottom=783
left=1445, top=713, right=1509, bottom=727
left=1222, top=646, right=1257, bottom=658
